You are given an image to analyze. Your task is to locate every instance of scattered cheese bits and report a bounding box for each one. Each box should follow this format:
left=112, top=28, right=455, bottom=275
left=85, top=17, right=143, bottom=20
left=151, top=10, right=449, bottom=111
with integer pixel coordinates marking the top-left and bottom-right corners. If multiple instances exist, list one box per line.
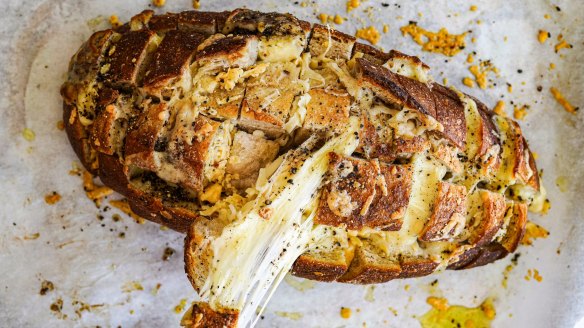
left=318, top=13, right=328, bottom=24
left=174, top=299, right=188, bottom=314
left=44, top=192, right=62, bottom=205
left=466, top=54, right=474, bottom=63
left=400, top=23, right=467, bottom=57
left=537, top=30, right=550, bottom=44
left=109, top=15, right=121, bottom=28
left=110, top=199, right=145, bottom=224
left=22, top=128, right=35, bottom=142
left=462, top=77, right=475, bottom=88
left=550, top=87, right=578, bottom=114
left=513, top=105, right=529, bottom=120
left=470, top=5, right=478, bottom=12
left=521, top=221, right=549, bottom=246
left=340, top=307, right=352, bottom=319
left=333, top=15, right=344, bottom=25
left=152, top=0, right=166, bottom=7
left=56, top=120, right=65, bottom=131
left=86, top=186, right=113, bottom=200
left=346, top=0, right=360, bottom=12
left=554, top=34, right=573, bottom=53
left=192, top=0, right=201, bottom=9
left=544, top=14, right=551, bottom=19
left=383, top=24, right=389, bottom=33
left=493, top=100, right=506, bottom=117
left=524, top=269, right=543, bottom=282
left=420, top=298, right=495, bottom=328
left=468, top=60, right=498, bottom=89
left=427, top=297, right=449, bottom=311
left=549, top=63, right=556, bottom=70
left=356, top=26, right=381, bottom=45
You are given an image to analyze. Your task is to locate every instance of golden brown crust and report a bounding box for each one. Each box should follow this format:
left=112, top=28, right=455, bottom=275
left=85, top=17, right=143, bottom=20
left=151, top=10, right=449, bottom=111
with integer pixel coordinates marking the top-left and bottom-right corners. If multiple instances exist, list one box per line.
left=419, top=182, right=467, bottom=242
left=181, top=302, right=239, bottom=328
left=142, top=30, right=205, bottom=95
left=314, top=154, right=412, bottom=231
left=353, top=42, right=391, bottom=65
left=431, top=83, right=466, bottom=150
left=291, top=252, right=349, bottom=282
left=102, top=30, right=157, bottom=87
left=469, top=191, right=506, bottom=247
left=336, top=242, right=401, bottom=284
left=309, top=24, right=356, bottom=60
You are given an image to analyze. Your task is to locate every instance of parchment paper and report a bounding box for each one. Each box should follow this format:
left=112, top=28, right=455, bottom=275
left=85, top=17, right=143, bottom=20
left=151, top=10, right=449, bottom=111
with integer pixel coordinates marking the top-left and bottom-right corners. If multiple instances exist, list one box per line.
left=1, top=0, right=583, bottom=327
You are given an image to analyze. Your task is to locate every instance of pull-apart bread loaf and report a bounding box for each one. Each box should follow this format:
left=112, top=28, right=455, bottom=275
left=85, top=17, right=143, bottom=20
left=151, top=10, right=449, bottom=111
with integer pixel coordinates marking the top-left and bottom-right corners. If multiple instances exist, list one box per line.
left=61, top=8, right=546, bottom=327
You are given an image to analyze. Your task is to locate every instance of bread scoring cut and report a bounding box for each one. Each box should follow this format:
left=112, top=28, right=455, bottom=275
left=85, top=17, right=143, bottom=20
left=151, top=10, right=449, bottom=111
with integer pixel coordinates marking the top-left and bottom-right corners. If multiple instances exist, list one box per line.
left=61, top=8, right=547, bottom=327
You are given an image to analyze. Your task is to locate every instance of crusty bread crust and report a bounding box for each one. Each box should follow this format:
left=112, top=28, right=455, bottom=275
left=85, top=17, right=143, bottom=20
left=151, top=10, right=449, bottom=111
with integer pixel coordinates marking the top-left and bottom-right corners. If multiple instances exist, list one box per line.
left=63, top=9, right=542, bottom=295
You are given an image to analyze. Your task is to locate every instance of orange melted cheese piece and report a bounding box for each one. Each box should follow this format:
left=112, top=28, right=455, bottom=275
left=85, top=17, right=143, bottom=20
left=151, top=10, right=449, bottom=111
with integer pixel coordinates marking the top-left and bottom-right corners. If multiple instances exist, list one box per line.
left=400, top=23, right=467, bottom=57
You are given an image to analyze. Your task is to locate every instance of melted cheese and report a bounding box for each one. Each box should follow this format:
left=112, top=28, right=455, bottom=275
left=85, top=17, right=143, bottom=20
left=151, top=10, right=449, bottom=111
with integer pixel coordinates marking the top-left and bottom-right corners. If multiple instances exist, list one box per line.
left=384, top=58, right=432, bottom=84
left=258, top=35, right=305, bottom=62
left=200, top=118, right=360, bottom=325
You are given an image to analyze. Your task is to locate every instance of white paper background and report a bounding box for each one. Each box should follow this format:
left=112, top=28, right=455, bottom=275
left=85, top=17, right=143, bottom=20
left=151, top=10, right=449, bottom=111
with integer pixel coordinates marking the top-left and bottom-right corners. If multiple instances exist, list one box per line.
left=1, top=0, right=583, bottom=327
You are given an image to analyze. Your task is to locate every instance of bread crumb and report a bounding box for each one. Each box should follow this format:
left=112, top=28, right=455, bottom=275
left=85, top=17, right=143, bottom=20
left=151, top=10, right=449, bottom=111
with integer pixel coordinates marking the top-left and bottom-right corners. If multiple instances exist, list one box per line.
left=192, top=0, right=200, bottom=9
left=442, top=78, right=448, bottom=85
left=427, top=296, right=449, bottom=311
left=550, top=87, right=578, bottom=114
left=462, top=77, right=475, bottom=88
left=347, top=0, right=360, bottom=12
left=356, top=26, right=381, bottom=45
left=23, top=232, right=40, bottom=240
left=45, top=192, right=62, bottom=205
left=537, top=30, right=550, bottom=44
left=40, top=280, right=55, bottom=295
left=521, top=221, right=549, bottom=245
left=109, top=15, right=121, bottom=28
left=544, top=13, right=550, bottom=19
left=152, top=0, right=165, bottom=7
left=56, top=120, right=65, bottom=130
left=340, top=307, right=352, bottom=319
left=22, top=128, right=35, bottom=142
left=493, top=101, right=506, bottom=117
left=549, top=62, right=556, bottom=70
left=470, top=5, right=478, bottom=11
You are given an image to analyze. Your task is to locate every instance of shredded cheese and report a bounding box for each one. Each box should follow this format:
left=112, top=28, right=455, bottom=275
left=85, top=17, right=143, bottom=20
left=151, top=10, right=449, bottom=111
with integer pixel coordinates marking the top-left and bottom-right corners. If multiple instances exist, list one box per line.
left=400, top=23, right=467, bottom=57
